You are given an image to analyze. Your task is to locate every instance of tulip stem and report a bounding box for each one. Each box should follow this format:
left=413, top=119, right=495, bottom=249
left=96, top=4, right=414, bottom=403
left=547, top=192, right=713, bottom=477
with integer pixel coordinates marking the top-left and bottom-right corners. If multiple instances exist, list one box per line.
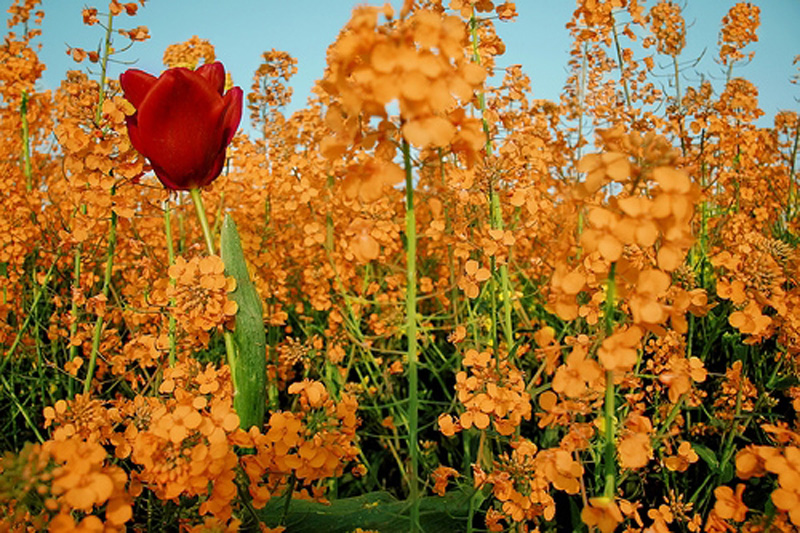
left=189, top=187, right=240, bottom=396
left=190, top=188, right=216, bottom=255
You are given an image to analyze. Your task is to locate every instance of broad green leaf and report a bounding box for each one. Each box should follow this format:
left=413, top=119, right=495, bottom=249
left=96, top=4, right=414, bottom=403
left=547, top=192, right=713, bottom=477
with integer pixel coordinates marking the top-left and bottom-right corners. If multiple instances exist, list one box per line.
left=691, top=442, right=719, bottom=473
left=220, top=214, right=266, bottom=430
left=256, top=489, right=474, bottom=532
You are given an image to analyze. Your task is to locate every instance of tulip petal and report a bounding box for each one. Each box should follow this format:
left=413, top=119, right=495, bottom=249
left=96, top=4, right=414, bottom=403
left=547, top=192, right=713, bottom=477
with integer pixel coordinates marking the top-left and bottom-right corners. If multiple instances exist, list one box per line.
left=147, top=158, right=184, bottom=191
left=136, top=68, right=226, bottom=189
left=221, top=87, right=243, bottom=145
left=124, top=115, right=147, bottom=161
left=120, top=69, right=157, bottom=108
left=197, top=150, right=227, bottom=189
left=196, top=62, right=226, bottom=95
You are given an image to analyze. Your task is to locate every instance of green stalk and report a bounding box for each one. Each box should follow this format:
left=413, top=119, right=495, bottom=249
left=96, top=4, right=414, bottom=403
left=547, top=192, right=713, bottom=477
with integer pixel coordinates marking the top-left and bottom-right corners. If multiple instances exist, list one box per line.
left=576, top=42, right=588, bottom=160
left=83, top=209, right=118, bottom=394
left=190, top=188, right=216, bottom=255
left=0, top=374, right=44, bottom=443
left=94, top=10, right=114, bottom=126
left=469, top=12, right=514, bottom=351
left=20, top=91, right=33, bottom=192
left=603, top=369, right=616, bottom=498
left=603, top=262, right=617, bottom=499
left=80, top=4, right=116, bottom=393
left=437, top=149, right=460, bottom=324
left=786, top=118, right=800, bottom=221
left=672, top=56, right=686, bottom=156
left=0, top=258, right=58, bottom=373
left=67, top=239, right=82, bottom=397
left=164, top=199, right=177, bottom=366
left=490, top=192, right=514, bottom=349
left=610, top=12, right=632, bottom=110
left=698, top=132, right=709, bottom=290
left=402, top=139, right=420, bottom=532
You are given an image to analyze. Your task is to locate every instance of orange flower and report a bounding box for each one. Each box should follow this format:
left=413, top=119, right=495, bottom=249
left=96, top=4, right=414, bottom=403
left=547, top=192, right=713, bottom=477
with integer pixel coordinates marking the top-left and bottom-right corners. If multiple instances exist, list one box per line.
left=288, top=379, right=329, bottom=409
left=431, top=465, right=459, bottom=496
left=728, top=300, right=772, bottom=342
left=457, top=259, right=491, bottom=299
left=713, top=484, right=748, bottom=522
left=438, top=413, right=461, bottom=437
left=581, top=497, right=624, bottom=533
left=664, top=441, right=699, bottom=472
left=552, top=344, right=603, bottom=398
left=618, top=432, right=652, bottom=470
left=597, top=325, right=643, bottom=373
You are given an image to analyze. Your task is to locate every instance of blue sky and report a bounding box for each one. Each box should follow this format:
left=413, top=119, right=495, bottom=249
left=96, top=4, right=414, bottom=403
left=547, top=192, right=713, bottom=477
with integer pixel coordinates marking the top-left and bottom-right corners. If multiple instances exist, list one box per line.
left=24, top=1, right=800, bottom=130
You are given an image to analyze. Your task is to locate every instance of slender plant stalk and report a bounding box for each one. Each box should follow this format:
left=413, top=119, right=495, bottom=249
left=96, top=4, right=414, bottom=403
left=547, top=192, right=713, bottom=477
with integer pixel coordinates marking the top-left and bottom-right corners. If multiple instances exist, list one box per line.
left=94, top=9, right=114, bottom=126
left=576, top=42, right=588, bottom=160
left=190, top=188, right=216, bottom=255
left=672, top=56, right=687, bottom=156
left=20, top=91, right=33, bottom=192
left=78, top=4, right=117, bottom=394
left=698, top=132, right=709, bottom=289
left=1, top=258, right=58, bottom=373
left=83, top=208, right=118, bottom=394
left=610, top=12, right=632, bottom=110
left=164, top=198, right=177, bottom=366
left=67, top=237, right=82, bottom=397
left=469, top=12, right=514, bottom=351
left=1, top=374, right=44, bottom=443
left=401, top=138, right=420, bottom=532
left=603, top=262, right=617, bottom=499
left=603, top=367, right=617, bottom=498
left=787, top=118, right=800, bottom=221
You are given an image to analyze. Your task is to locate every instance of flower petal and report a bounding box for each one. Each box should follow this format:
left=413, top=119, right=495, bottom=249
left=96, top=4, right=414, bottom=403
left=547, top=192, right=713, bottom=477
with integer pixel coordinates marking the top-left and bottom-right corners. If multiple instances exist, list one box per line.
left=220, top=86, right=243, bottom=145
left=196, top=61, right=226, bottom=95
left=120, top=69, right=157, bottom=107
left=136, top=68, right=226, bottom=189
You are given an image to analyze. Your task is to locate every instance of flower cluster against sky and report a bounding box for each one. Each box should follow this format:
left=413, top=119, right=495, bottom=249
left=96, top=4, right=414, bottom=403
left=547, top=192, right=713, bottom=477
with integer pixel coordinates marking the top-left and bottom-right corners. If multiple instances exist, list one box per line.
left=36, top=0, right=799, bottom=133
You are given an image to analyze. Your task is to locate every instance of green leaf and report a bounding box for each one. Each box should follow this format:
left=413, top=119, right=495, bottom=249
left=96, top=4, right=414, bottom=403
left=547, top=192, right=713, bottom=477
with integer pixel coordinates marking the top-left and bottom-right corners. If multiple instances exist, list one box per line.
left=720, top=460, right=734, bottom=484
left=220, top=214, right=266, bottom=430
left=692, top=442, right=719, bottom=473
left=256, top=489, right=474, bottom=532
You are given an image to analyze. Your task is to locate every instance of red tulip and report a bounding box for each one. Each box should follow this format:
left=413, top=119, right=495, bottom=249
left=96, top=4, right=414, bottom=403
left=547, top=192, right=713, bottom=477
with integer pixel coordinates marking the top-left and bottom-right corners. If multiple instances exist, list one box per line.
left=120, top=62, right=243, bottom=190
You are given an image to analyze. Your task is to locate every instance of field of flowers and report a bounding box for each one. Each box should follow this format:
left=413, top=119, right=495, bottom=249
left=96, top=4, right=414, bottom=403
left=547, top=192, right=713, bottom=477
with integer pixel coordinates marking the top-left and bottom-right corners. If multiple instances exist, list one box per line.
left=1, top=0, right=799, bottom=531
